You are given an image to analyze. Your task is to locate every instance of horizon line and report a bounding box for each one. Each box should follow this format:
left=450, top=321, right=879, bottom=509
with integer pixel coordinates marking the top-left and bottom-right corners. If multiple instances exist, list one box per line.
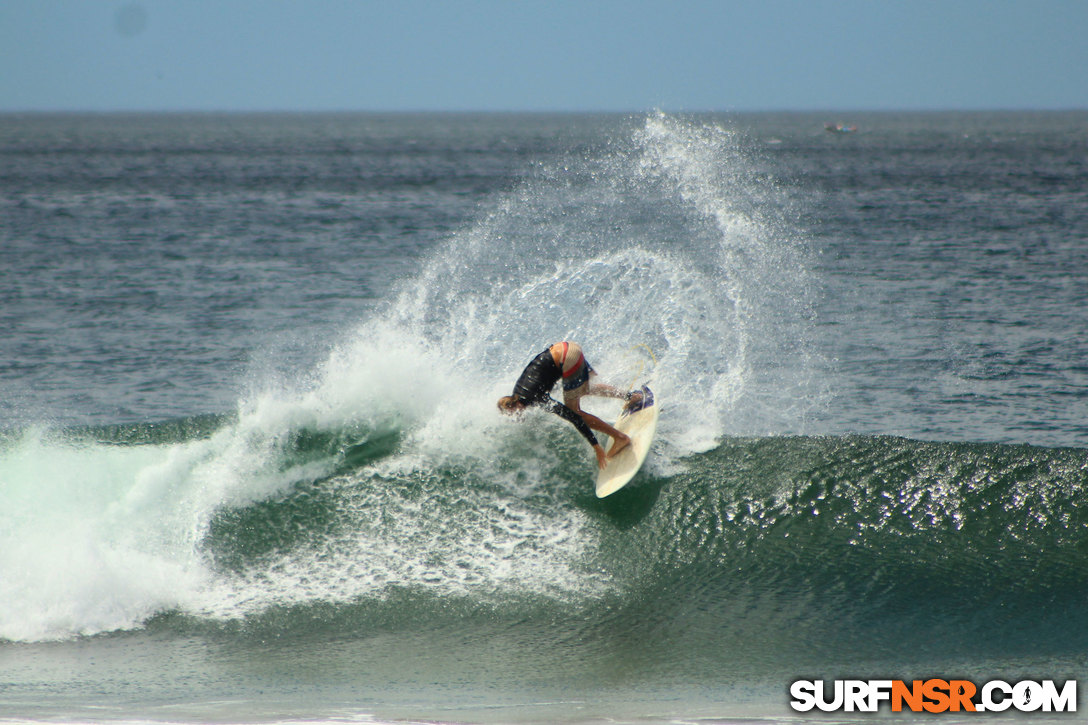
left=2, top=106, right=1086, bottom=116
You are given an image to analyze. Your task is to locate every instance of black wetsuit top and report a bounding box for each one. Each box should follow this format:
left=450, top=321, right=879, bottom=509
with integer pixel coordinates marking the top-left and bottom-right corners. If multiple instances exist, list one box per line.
left=513, top=349, right=598, bottom=447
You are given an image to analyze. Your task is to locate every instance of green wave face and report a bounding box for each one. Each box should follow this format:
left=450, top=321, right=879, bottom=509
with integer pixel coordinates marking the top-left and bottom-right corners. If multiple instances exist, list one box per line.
left=5, top=412, right=1088, bottom=691
left=585, top=436, right=1088, bottom=665
left=166, top=423, right=1088, bottom=669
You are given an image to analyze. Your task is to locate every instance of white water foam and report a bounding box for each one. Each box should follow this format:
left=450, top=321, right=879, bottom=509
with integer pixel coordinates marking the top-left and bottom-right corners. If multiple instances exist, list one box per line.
left=375, top=112, right=821, bottom=454
left=186, top=113, right=822, bottom=620
left=0, top=113, right=820, bottom=641
left=0, top=429, right=207, bottom=641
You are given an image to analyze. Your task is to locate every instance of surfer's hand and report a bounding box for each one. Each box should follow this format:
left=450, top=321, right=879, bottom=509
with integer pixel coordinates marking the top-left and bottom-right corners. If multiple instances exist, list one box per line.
left=594, top=444, right=608, bottom=470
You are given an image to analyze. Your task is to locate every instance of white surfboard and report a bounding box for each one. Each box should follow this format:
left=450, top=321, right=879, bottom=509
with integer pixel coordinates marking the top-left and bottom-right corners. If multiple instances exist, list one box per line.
left=595, top=386, right=659, bottom=498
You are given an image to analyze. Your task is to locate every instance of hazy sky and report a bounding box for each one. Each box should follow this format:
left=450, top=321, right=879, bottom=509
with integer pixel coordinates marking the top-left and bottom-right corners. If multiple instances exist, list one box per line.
left=2, top=0, right=1086, bottom=112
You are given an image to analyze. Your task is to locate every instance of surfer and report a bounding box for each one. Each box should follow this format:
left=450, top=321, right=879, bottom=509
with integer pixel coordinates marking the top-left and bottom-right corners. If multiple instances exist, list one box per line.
left=497, top=342, right=643, bottom=470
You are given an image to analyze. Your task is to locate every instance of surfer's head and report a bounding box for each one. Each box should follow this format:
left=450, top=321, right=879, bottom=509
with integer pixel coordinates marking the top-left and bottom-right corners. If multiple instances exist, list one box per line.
left=497, top=395, right=527, bottom=415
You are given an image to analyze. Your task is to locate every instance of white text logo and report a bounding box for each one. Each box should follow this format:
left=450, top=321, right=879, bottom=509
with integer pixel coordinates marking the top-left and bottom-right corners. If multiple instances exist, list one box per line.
left=790, top=679, right=1076, bottom=713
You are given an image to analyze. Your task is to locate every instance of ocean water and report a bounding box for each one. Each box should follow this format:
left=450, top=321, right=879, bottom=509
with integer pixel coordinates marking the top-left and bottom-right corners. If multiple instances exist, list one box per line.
left=1, top=111, right=1087, bottom=724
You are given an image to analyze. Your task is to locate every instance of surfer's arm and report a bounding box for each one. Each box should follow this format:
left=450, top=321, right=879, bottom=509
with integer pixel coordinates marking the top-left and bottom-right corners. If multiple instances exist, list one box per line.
left=545, top=401, right=608, bottom=469
left=545, top=400, right=600, bottom=447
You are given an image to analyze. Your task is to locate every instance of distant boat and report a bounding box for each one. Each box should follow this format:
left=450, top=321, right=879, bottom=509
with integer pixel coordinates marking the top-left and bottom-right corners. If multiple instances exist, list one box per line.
left=825, top=122, right=858, bottom=134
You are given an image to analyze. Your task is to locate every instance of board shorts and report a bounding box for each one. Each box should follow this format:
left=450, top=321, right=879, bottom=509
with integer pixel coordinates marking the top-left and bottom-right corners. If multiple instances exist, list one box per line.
left=560, top=342, right=594, bottom=392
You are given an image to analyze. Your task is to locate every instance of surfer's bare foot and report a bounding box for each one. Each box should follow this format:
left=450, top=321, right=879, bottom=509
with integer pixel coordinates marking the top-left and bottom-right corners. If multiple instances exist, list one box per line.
left=607, top=434, right=631, bottom=458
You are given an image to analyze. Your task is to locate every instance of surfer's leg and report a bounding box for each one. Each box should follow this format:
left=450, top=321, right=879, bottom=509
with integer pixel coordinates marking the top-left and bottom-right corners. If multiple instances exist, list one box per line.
left=565, top=389, right=631, bottom=457
left=587, top=381, right=643, bottom=410
left=578, top=410, right=631, bottom=458
left=586, top=381, right=624, bottom=398
left=563, top=380, right=589, bottom=409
